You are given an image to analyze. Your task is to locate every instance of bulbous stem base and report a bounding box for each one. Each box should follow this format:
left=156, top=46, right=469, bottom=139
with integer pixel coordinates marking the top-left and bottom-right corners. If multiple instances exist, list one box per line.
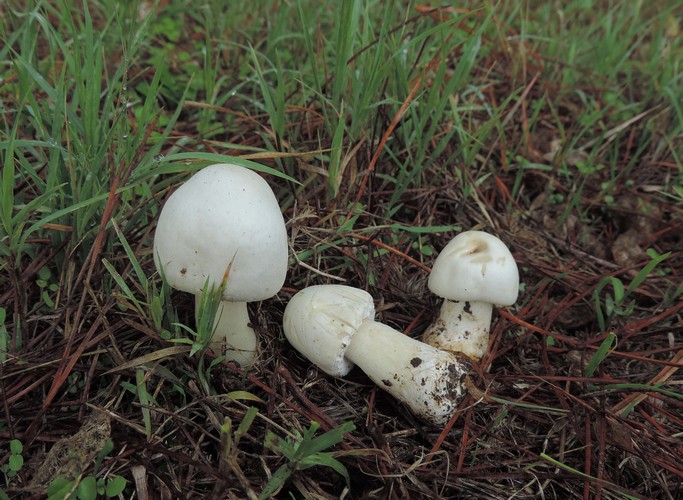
left=345, top=319, right=470, bottom=425
left=422, top=300, right=492, bottom=361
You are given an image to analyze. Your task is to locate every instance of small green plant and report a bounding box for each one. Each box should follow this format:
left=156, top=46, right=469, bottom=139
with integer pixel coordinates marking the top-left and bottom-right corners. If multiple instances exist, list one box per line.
left=218, top=407, right=259, bottom=483
left=172, top=274, right=227, bottom=357
left=260, top=421, right=355, bottom=499
left=1, top=439, right=24, bottom=483
left=45, top=439, right=127, bottom=500
left=593, top=249, right=671, bottom=331
left=47, top=474, right=126, bottom=500
left=35, top=267, right=60, bottom=310
left=0, top=307, right=8, bottom=363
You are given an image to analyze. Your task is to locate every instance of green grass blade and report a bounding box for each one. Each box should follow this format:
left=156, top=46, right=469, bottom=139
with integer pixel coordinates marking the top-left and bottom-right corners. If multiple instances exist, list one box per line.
left=101, top=258, right=145, bottom=316
left=298, top=421, right=355, bottom=457
left=584, top=332, right=617, bottom=377
left=258, top=462, right=295, bottom=500
left=625, top=251, right=671, bottom=297
left=300, top=453, right=351, bottom=486
left=111, top=218, right=148, bottom=291
left=490, top=397, right=569, bottom=414
left=332, top=0, right=360, bottom=107
left=158, top=153, right=299, bottom=183
left=234, top=407, right=259, bottom=444
left=540, top=453, right=640, bottom=499
left=136, top=368, right=152, bottom=440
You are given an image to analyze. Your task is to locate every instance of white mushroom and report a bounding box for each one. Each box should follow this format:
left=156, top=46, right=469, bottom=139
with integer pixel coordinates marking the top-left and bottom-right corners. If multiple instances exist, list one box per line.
left=422, top=231, right=519, bottom=361
left=153, top=163, right=288, bottom=366
left=283, top=285, right=471, bottom=425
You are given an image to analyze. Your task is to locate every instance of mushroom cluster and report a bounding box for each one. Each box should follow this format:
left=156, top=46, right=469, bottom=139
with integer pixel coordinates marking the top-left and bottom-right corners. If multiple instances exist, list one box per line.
left=152, top=163, right=519, bottom=424
left=282, top=232, right=518, bottom=425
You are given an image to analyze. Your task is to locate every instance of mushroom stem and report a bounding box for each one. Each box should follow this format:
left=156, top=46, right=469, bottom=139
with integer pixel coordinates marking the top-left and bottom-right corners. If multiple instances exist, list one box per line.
left=345, top=319, right=470, bottom=425
left=422, top=300, right=492, bottom=361
left=423, top=231, right=519, bottom=362
left=195, top=297, right=257, bottom=367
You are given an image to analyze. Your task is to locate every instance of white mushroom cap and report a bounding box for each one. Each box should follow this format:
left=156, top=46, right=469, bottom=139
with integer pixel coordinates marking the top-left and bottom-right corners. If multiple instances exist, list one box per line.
left=283, top=285, right=375, bottom=377
left=428, top=231, right=519, bottom=306
left=153, top=163, right=288, bottom=302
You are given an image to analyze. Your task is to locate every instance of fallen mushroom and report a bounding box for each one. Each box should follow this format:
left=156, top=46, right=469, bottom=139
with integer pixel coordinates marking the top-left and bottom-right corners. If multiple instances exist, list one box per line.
left=422, top=230, right=519, bottom=361
left=154, top=163, right=288, bottom=366
left=283, top=284, right=471, bottom=425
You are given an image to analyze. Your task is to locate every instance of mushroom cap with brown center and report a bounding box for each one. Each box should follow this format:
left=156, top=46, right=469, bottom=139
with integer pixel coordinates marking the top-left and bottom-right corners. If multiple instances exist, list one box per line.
left=428, top=231, right=519, bottom=306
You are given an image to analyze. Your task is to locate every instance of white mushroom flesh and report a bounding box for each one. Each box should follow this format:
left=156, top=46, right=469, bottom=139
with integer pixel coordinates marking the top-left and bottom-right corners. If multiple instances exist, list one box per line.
left=195, top=296, right=257, bottom=367
left=422, top=300, right=492, bottom=360
left=345, top=319, right=470, bottom=425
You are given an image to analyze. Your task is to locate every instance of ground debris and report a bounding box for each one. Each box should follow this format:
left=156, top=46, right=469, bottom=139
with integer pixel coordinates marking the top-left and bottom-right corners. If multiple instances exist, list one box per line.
left=21, top=413, right=111, bottom=494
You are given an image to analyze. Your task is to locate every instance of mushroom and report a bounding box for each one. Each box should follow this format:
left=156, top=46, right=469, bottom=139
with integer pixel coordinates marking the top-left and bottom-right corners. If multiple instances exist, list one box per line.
left=283, top=285, right=471, bottom=425
left=153, top=163, right=288, bottom=366
left=422, top=231, right=519, bottom=361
